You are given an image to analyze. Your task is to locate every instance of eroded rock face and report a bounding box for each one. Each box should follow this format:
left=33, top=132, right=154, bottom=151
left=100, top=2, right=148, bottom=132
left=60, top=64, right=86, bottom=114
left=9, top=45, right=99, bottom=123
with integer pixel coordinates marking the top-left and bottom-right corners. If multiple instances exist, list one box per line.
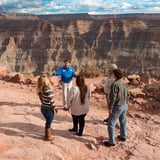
left=0, top=13, right=160, bottom=77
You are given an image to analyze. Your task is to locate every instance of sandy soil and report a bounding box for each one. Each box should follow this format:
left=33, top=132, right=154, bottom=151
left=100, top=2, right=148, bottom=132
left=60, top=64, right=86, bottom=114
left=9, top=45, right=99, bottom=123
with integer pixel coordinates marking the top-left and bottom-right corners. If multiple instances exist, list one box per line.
left=0, top=79, right=159, bottom=160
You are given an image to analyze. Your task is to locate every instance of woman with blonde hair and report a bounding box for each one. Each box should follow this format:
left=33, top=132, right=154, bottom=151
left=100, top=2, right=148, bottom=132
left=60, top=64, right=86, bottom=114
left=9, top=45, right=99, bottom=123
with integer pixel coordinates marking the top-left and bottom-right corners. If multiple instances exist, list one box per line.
left=37, top=75, right=56, bottom=141
left=67, top=75, right=91, bottom=136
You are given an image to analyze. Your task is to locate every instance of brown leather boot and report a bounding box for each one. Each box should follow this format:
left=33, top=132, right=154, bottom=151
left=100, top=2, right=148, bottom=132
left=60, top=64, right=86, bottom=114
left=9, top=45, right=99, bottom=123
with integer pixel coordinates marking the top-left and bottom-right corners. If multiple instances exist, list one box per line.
left=45, top=128, right=54, bottom=141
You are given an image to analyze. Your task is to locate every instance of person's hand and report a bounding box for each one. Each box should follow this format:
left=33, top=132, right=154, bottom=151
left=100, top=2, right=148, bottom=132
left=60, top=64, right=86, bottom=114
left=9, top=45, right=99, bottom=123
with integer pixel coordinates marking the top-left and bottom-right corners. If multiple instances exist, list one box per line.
left=52, top=70, right=55, bottom=75
left=63, top=107, right=69, bottom=111
left=75, top=71, right=77, bottom=75
left=54, top=108, right=58, bottom=114
left=74, top=72, right=78, bottom=77
left=108, top=108, right=112, bottom=114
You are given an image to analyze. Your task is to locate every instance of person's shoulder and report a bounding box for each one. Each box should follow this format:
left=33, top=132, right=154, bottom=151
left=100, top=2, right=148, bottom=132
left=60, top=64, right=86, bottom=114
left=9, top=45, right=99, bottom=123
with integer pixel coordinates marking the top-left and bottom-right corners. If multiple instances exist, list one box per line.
left=69, top=66, right=75, bottom=70
left=113, top=79, right=124, bottom=86
left=112, top=80, right=118, bottom=86
left=61, top=66, right=65, bottom=69
left=55, top=66, right=64, bottom=71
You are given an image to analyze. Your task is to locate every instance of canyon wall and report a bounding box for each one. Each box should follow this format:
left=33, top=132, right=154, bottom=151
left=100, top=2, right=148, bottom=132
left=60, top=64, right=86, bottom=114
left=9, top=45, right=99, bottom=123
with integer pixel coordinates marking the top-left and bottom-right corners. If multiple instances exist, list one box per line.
left=0, top=13, right=160, bottom=77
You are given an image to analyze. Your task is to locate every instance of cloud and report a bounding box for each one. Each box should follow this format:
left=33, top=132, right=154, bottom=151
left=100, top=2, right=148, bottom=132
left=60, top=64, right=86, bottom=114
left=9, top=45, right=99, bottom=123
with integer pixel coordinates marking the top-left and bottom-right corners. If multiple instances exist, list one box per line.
left=80, top=0, right=102, bottom=7
left=0, top=0, right=44, bottom=14
left=0, top=0, right=19, bottom=5
left=0, top=0, right=160, bottom=14
left=121, top=2, right=132, bottom=9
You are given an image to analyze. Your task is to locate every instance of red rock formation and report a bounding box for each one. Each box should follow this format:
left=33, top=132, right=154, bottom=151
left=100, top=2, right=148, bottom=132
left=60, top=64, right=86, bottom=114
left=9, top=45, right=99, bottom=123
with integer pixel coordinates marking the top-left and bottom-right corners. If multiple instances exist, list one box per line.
left=0, top=13, right=160, bottom=77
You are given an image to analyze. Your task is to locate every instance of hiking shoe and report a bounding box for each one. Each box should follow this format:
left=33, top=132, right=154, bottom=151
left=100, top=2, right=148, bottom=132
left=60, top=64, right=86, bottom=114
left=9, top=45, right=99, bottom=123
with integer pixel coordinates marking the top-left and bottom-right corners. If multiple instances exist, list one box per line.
left=103, top=141, right=115, bottom=147
left=68, top=128, right=77, bottom=132
left=117, top=135, right=126, bottom=141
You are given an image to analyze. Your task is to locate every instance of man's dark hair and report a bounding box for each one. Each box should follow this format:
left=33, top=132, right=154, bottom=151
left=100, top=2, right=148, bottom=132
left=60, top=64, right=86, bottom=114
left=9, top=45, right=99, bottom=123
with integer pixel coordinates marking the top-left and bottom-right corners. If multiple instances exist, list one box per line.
left=113, top=69, right=123, bottom=80
left=64, top=59, right=70, bottom=63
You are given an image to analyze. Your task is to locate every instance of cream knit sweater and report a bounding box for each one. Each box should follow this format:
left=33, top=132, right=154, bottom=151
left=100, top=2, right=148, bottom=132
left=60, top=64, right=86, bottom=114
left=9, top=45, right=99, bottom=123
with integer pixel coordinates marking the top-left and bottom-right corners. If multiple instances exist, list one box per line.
left=67, top=86, right=91, bottom=115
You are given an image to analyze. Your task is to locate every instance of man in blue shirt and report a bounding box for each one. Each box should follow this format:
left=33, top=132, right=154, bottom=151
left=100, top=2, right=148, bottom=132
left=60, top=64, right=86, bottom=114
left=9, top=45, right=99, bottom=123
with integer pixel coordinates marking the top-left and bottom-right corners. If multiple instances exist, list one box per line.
left=52, top=59, right=77, bottom=110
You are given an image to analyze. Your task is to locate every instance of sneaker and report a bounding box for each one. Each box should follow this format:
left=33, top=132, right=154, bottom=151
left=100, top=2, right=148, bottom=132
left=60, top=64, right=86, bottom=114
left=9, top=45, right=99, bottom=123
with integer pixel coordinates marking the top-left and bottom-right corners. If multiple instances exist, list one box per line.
left=103, top=141, right=115, bottom=147
left=68, top=128, right=77, bottom=132
left=117, top=135, right=126, bottom=141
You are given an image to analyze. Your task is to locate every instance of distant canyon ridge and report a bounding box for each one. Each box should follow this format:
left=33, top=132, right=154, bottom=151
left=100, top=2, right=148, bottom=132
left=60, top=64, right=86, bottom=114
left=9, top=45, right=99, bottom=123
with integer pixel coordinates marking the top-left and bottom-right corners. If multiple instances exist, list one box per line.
left=0, top=13, right=160, bottom=77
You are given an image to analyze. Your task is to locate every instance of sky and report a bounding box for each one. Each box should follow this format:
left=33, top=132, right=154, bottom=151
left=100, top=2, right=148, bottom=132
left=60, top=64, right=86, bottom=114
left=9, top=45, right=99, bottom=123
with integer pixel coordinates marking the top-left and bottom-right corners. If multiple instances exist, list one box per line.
left=0, top=0, right=160, bottom=15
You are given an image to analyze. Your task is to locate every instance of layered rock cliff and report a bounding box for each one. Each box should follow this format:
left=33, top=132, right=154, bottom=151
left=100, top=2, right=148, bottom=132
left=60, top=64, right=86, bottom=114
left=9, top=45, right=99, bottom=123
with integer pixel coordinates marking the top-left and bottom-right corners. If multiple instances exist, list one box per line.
left=0, top=13, right=160, bottom=77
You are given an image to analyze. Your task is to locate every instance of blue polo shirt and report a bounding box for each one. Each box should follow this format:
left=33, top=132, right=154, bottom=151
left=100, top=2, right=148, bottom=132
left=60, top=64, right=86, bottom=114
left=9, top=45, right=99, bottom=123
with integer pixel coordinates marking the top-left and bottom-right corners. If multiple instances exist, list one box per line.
left=53, top=66, right=75, bottom=83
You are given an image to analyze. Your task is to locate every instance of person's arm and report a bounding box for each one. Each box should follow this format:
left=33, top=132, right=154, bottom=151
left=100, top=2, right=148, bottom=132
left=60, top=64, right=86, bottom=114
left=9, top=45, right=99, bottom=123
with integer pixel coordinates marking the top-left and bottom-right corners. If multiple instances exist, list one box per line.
left=108, top=83, right=118, bottom=110
left=42, top=88, right=56, bottom=108
left=126, top=84, right=130, bottom=103
left=46, top=89, right=56, bottom=107
left=52, top=67, right=63, bottom=76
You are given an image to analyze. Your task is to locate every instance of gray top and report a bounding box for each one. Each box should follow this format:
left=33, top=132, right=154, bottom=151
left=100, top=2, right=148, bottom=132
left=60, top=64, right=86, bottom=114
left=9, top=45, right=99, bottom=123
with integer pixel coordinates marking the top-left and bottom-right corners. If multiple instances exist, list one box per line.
left=104, top=74, right=115, bottom=96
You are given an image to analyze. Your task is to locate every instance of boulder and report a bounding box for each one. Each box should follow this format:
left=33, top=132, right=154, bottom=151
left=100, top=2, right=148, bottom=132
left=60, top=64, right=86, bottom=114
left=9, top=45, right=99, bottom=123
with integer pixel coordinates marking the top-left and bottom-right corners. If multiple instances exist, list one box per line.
left=143, top=82, right=160, bottom=99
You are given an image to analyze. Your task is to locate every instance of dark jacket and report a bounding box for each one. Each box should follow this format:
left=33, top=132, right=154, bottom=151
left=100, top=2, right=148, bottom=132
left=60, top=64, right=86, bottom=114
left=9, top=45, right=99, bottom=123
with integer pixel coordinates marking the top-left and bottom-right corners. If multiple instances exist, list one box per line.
left=108, top=79, right=130, bottom=109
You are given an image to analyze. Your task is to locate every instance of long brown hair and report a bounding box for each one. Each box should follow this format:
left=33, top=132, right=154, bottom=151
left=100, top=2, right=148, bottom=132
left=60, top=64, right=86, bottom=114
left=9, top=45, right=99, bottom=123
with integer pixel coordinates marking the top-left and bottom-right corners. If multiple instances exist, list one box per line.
left=76, top=75, right=87, bottom=104
left=36, top=75, right=51, bottom=98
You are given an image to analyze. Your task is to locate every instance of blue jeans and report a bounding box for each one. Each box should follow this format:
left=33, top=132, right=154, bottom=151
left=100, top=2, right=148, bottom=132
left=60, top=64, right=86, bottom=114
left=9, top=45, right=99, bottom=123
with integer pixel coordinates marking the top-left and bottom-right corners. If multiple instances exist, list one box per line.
left=108, top=104, right=128, bottom=144
left=41, top=106, right=54, bottom=128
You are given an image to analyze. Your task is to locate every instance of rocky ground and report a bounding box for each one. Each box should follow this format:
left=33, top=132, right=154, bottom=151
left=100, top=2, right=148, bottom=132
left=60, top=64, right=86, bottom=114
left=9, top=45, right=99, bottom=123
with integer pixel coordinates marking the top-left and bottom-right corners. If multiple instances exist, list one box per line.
left=0, top=77, right=160, bottom=160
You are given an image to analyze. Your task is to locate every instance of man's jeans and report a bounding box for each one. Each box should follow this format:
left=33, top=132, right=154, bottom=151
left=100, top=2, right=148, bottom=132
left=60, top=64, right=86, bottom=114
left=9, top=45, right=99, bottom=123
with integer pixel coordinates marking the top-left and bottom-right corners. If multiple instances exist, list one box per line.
left=108, top=104, right=128, bottom=144
left=62, top=81, right=72, bottom=108
left=41, top=107, right=54, bottom=128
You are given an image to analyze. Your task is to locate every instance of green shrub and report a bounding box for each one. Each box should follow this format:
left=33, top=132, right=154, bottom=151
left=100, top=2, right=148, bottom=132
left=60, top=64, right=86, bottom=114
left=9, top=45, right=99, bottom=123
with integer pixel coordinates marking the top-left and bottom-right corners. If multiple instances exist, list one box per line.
left=80, top=65, right=103, bottom=78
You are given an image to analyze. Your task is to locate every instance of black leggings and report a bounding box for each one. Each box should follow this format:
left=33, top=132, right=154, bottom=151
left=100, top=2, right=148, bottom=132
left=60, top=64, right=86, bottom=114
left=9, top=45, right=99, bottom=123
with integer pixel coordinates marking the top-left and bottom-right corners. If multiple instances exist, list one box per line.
left=72, top=114, right=86, bottom=134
